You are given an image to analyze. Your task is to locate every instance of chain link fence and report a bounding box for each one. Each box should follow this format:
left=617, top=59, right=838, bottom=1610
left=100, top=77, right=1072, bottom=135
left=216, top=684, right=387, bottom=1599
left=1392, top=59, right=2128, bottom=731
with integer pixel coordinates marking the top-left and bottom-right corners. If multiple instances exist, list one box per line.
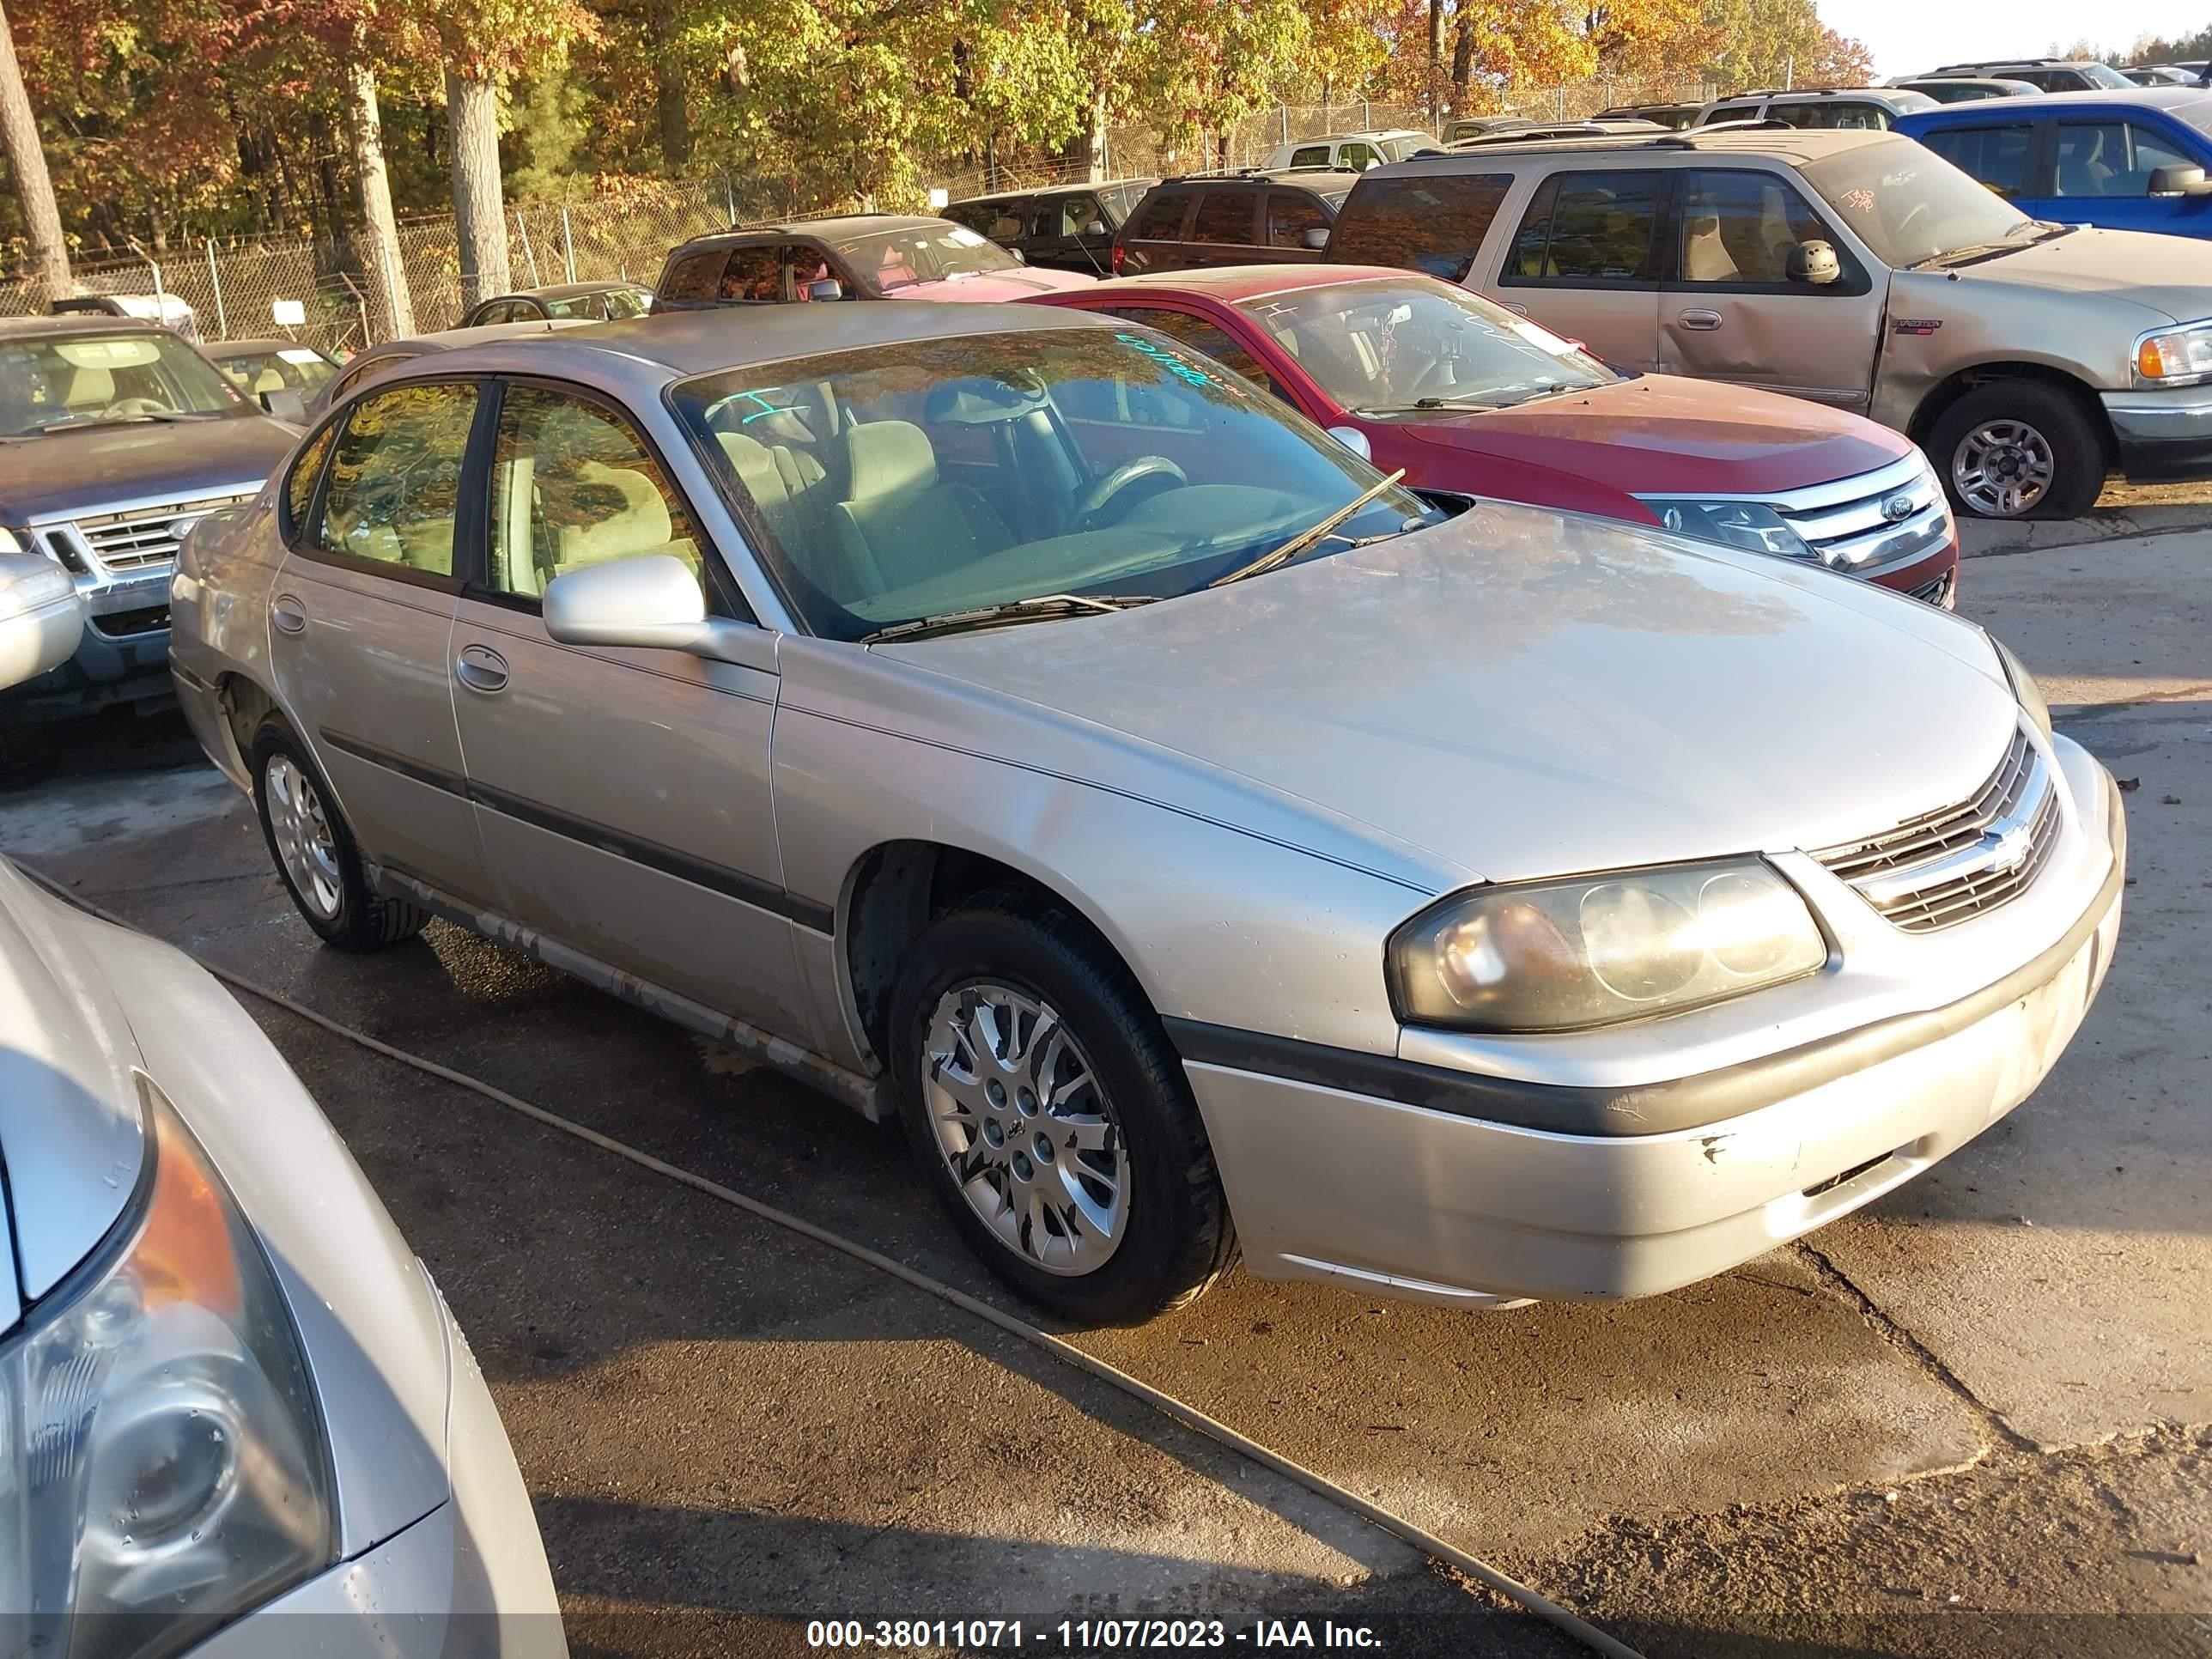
left=0, top=76, right=1726, bottom=349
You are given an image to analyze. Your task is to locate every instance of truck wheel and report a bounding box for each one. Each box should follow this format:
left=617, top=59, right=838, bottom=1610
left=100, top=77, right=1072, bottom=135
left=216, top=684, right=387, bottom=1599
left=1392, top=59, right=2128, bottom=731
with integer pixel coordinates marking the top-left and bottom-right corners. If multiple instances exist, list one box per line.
left=1930, top=380, right=2105, bottom=520
left=887, top=893, right=1237, bottom=1325
left=251, top=720, right=428, bottom=951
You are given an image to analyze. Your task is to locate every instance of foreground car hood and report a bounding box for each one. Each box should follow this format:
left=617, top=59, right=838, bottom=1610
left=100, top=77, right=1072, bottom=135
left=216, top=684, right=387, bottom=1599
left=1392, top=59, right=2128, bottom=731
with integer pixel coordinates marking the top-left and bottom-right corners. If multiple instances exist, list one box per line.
left=880, top=503, right=2017, bottom=883
left=0, top=861, right=146, bottom=1309
left=0, top=416, right=295, bottom=522
left=1946, top=225, right=2212, bottom=327
left=891, top=268, right=1096, bottom=301
left=1399, top=375, right=1910, bottom=495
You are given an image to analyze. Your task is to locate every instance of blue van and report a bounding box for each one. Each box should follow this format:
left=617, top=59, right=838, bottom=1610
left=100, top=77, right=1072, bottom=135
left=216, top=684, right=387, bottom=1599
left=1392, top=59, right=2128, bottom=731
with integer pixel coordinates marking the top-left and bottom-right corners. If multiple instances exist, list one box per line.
left=1895, top=87, right=2212, bottom=238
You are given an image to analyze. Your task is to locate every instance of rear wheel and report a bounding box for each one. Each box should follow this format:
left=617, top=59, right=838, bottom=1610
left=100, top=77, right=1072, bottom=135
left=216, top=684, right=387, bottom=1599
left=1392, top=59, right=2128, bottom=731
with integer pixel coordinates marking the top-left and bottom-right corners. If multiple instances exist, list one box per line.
left=888, top=895, right=1236, bottom=1324
left=1930, top=380, right=2105, bottom=520
left=251, top=721, right=428, bottom=951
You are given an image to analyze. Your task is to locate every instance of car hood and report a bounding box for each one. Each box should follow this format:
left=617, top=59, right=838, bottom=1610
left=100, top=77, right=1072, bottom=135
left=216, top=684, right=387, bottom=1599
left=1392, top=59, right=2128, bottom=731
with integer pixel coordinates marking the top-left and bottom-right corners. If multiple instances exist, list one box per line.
left=878, top=502, right=2017, bottom=884
left=0, top=861, right=147, bottom=1313
left=1394, top=375, right=1911, bottom=496
left=1942, top=224, right=2212, bottom=325
left=888, top=267, right=1097, bottom=302
left=0, top=415, right=296, bottom=523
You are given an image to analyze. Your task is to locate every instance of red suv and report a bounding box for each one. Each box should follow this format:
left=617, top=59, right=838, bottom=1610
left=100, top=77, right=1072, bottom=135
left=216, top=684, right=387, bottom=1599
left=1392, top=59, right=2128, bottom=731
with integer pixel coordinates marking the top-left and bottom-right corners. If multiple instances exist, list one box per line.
left=1030, top=264, right=1960, bottom=603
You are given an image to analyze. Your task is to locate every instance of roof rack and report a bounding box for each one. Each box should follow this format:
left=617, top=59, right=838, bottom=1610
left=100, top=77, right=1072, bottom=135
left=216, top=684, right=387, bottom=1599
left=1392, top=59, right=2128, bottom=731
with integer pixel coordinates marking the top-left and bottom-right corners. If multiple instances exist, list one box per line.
left=1651, top=118, right=1795, bottom=143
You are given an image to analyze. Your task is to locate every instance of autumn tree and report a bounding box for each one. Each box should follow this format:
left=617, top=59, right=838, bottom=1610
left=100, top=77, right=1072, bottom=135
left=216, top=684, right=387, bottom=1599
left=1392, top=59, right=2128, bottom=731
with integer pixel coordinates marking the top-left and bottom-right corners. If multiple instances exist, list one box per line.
left=1698, top=0, right=1870, bottom=90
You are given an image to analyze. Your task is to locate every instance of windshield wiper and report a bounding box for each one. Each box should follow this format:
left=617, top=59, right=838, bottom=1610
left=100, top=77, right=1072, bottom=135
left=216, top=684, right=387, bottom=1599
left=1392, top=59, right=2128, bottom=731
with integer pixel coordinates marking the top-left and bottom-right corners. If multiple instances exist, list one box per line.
left=36, top=409, right=212, bottom=434
left=1207, top=470, right=1410, bottom=590
left=861, top=592, right=1155, bottom=643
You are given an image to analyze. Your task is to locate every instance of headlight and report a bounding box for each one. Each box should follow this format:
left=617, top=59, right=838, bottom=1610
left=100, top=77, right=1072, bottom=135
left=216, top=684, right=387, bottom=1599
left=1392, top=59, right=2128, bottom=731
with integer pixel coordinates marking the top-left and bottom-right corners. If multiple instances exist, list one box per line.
left=2134, top=319, right=2212, bottom=386
left=1990, top=635, right=2053, bottom=739
left=1389, top=859, right=1828, bottom=1033
left=1645, top=499, right=1818, bottom=563
left=0, top=526, right=22, bottom=555
left=1, top=1080, right=333, bottom=1659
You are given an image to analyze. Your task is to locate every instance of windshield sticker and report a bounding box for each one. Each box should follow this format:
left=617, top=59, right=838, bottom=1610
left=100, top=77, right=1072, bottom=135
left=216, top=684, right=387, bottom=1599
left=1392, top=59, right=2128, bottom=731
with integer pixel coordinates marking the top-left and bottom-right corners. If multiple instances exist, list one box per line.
left=945, top=227, right=988, bottom=246
left=1839, top=187, right=1876, bottom=215
left=277, top=348, right=324, bottom=364
left=1114, top=331, right=1223, bottom=390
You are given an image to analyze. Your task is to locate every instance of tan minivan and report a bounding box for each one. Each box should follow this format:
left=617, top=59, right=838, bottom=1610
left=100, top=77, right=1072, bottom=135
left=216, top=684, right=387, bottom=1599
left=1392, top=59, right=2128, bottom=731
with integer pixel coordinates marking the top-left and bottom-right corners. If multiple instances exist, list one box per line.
left=1325, top=126, right=2212, bottom=518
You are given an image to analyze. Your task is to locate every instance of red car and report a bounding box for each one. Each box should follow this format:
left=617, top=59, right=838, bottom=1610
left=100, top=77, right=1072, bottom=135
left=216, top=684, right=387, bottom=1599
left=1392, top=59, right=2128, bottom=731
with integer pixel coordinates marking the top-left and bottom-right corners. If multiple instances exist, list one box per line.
left=1030, top=264, right=1960, bottom=605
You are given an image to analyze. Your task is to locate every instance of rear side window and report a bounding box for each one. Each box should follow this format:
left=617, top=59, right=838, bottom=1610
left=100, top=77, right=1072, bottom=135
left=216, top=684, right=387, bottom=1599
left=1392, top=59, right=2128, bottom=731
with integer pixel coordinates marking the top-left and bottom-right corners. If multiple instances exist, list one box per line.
left=282, top=422, right=336, bottom=537
left=1328, top=173, right=1512, bottom=279
left=312, top=381, right=478, bottom=578
left=1129, top=191, right=1193, bottom=239
left=1266, top=191, right=1331, bottom=247
left=1505, top=170, right=1661, bottom=283
left=941, top=202, right=998, bottom=234
left=1289, top=145, right=1331, bottom=168
left=659, top=248, right=727, bottom=302
left=1705, top=101, right=1762, bottom=124
left=1920, top=124, right=2035, bottom=198
left=1777, top=100, right=1890, bottom=131
left=1191, top=190, right=1259, bottom=244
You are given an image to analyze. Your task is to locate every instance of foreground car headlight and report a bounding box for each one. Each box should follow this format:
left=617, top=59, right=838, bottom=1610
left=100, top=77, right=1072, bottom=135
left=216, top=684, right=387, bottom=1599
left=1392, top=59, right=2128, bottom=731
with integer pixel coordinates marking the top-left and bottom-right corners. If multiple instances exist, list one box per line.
left=1990, top=635, right=2053, bottom=739
left=2, top=1080, right=333, bottom=1659
left=1645, top=499, right=1817, bottom=563
left=1389, top=859, right=1828, bottom=1032
left=2135, top=320, right=2212, bottom=386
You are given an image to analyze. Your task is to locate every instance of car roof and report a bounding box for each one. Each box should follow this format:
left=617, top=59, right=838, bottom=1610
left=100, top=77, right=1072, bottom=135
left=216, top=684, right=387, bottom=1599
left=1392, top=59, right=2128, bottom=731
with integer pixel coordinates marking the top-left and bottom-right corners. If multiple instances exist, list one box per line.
left=1369, top=125, right=1895, bottom=166
left=674, top=214, right=941, bottom=252
left=1280, top=129, right=1426, bottom=144
left=1711, top=86, right=1928, bottom=104
left=1893, top=76, right=2039, bottom=91
left=1898, top=84, right=2212, bottom=118
left=210, top=337, right=330, bottom=356
left=380, top=318, right=599, bottom=350
left=1061, top=263, right=1426, bottom=303
left=0, top=314, right=174, bottom=341
left=495, top=280, right=648, bottom=301
left=416, top=298, right=1121, bottom=386
left=1157, top=167, right=1364, bottom=188
left=948, top=179, right=1158, bottom=206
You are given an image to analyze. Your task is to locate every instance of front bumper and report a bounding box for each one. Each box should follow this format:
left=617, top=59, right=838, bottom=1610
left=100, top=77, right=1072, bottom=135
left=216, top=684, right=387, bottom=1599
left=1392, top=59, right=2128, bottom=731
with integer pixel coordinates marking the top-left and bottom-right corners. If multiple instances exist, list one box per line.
left=2101, top=384, right=2212, bottom=481
left=1181, top=755, right=2124, bottom=1309
left=0, top=575, right=173, bottom=720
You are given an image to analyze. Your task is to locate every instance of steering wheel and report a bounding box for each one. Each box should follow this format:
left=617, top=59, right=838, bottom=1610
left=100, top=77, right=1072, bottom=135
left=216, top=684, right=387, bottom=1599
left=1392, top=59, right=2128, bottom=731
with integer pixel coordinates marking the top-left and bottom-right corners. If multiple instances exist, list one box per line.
left=1071, top=456, right=1188, bottom=532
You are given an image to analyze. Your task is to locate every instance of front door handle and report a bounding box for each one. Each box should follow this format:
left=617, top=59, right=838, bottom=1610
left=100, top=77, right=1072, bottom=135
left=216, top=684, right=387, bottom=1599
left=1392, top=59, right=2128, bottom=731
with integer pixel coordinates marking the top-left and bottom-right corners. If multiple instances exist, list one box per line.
left=270, top=593, right=307, bottom=635
left=454, top=643, right=510, bottom=695
left=1679, top=308, right=1724, bottom=331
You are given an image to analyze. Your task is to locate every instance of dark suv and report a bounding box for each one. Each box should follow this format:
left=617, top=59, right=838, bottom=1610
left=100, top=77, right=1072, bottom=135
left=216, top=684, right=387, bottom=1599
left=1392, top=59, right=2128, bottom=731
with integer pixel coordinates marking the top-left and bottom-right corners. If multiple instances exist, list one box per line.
left=1111, top=170, right=1360, bottom=275
left=942, top=179, right=1156, bottom=274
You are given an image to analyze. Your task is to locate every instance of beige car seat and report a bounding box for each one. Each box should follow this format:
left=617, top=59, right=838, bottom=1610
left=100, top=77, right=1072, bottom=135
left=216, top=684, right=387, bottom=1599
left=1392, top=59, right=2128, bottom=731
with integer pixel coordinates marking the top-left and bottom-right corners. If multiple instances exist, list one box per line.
left=1682, top=209, right=1741, bottom=282
left=830, top=420, right=1012, bottom=598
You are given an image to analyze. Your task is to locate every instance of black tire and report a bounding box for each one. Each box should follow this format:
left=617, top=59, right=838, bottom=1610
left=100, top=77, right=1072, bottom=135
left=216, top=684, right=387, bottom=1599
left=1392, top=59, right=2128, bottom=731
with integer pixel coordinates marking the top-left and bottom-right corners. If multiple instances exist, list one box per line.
left=887, top=893, right=1236, bottom=1324
left=250, top=720, right=428, bottom=951
left=1929, top=380, right=2106, bottom=521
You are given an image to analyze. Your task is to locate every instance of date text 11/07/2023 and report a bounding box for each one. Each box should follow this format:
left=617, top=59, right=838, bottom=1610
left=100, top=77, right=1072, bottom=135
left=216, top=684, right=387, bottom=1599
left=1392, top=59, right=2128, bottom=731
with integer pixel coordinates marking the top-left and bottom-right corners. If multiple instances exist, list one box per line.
left=805, top=1618, right=1386, bottom=1650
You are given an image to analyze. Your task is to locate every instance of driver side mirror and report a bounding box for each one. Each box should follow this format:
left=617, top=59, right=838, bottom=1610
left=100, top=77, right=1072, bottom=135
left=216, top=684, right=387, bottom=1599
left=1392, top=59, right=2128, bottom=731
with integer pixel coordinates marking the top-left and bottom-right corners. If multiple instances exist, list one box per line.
left=1010, top=247, right=1027, bottom=264
left=1302, top=227, right=1331, bottom=251
left=1083, top=220, right=1108, bottom=238
left=544, top=555, right=758, bottom=665
left=1786, top=240, right=1842, bottom=285
left=1323, top=425, right=1373, bottom=462
left=259, top=387, right=308, bottom=424
left=0, top=552, right=85, bottom=692
left=2149, top=163, right=2212, bottom=197
left=805, top=277, right=845, bottom=301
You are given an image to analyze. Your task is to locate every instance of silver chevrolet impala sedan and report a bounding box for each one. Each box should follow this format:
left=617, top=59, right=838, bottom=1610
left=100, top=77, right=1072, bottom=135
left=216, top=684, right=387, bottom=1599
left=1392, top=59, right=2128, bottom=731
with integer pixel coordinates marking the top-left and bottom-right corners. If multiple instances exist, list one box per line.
left=170, top=304, right=2124, bottom=1324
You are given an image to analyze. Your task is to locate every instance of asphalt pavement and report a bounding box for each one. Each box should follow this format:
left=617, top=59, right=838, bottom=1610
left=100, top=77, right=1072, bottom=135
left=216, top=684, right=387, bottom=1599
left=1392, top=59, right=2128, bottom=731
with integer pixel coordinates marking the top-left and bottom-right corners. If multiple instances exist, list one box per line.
left=3, top=524, right=2207, bottom=1658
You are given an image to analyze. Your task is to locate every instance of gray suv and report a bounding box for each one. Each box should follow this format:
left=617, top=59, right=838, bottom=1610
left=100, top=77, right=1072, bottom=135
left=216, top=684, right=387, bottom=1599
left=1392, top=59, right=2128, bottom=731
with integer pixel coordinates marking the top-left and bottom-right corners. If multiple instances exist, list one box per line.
left=0, top=316, right=297, bottom=722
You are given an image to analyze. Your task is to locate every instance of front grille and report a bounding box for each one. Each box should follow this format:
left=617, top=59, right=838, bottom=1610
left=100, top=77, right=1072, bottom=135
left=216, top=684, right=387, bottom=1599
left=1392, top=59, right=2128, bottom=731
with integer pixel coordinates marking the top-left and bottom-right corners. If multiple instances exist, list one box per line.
left=89, top=605, right=170, bottom=638
left=1908, top=568, right=1954, bottom=607
left=1812, top=727, right=2060, bottom=933
left=1775, top=453, right=1953, bottom=574
left=67, top=493, right=253, bottom=573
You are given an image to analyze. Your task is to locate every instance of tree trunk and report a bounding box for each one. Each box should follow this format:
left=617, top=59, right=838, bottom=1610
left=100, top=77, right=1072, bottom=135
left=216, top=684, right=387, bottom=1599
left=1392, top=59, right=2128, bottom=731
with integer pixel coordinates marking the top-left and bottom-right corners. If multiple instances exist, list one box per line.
left=648, top=6, right=691, bottom=168
left=1083, top=88, right=1109, bottom=182
left=1426, top=0, right=1444, bottom=124
left=446, top=67, right=510, bottom=309
left=1449, top=6, right=1475, bottom=114
left=346, top=64, right=415, bottom=337
left=0, top=0, right=70, bottom=298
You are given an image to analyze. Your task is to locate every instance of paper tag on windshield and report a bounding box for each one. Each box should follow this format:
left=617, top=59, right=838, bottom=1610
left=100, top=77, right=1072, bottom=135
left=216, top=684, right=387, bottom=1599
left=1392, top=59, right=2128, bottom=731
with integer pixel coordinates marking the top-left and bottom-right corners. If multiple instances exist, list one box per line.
left=277, top=348, right=323, bottom=365
left=1511, top=319, right=1573, bottom=354
left=945, top=227, right=988, bottom=246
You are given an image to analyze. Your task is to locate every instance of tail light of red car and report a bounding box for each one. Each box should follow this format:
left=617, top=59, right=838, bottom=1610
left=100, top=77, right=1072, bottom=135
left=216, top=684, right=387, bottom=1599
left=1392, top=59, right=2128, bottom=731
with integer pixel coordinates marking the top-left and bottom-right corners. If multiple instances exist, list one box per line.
left=1111, top=242, right=1124, bottom=275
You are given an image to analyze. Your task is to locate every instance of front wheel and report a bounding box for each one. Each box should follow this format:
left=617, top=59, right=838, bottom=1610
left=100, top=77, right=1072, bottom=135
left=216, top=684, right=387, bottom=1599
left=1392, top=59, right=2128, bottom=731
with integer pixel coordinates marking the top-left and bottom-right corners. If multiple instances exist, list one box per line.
left=888, top=896, right=1236, bottom=1324
left=1929, top=380, right=2105, bottom=520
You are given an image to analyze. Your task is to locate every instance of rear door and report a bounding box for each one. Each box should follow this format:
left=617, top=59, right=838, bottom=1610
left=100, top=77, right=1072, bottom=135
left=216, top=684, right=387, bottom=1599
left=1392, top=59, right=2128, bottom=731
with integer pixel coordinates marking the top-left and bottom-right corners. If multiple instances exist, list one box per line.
left=1183, top=185, right=1263, bottom=270
left=2021, top=117, right=2212, bottom=235
left=267, top=380, right=492, bottom=905
left=1486, top=166, right=1665, bottom=371
left=1656, top=166, right=1883, bottom=409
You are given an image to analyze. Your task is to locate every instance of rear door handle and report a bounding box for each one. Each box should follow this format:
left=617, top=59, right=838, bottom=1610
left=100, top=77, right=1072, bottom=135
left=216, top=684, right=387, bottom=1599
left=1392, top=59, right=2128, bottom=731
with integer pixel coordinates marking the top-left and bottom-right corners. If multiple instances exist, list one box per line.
left=454, top=643, right=510, bottom=694
left=270, top=593, right=307, bottom=635
left=1679, top=308, right=1723, bottom=331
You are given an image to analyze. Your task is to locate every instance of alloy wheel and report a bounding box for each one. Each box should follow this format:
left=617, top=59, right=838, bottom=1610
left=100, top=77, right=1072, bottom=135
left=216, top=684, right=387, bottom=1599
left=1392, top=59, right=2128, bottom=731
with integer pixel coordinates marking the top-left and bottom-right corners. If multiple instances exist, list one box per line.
left=1952, top=419, right=2056, bottom=518
left=264, top=755, right=343, bottom=921
left=921, top=981, right=1130, bottom=1276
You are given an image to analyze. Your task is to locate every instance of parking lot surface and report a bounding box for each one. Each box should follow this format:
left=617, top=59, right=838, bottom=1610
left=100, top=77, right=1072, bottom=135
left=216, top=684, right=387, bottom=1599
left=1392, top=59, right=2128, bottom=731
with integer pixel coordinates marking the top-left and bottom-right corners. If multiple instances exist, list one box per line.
left=4, top=526, right=2207, bottom=1657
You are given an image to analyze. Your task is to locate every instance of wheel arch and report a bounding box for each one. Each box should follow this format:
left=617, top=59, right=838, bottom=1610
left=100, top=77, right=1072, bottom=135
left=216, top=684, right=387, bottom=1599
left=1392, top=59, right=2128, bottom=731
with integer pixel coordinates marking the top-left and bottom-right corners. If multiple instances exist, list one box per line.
left=1907, top=360, right=2120, bottom=471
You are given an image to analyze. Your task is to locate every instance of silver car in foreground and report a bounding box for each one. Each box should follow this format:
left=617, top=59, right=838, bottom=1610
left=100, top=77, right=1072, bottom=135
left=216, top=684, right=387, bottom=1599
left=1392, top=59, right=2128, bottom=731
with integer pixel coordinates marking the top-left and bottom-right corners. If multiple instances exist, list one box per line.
left=0, top=562, right=563, bottom=1650
left=171, top=305, right=2124, bottom=1324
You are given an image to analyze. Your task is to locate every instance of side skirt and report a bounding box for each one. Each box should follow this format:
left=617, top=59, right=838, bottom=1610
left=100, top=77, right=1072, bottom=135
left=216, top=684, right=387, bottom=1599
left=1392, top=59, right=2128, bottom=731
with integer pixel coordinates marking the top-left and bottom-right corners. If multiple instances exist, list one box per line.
left=372, top=863, right=890, bottom=1122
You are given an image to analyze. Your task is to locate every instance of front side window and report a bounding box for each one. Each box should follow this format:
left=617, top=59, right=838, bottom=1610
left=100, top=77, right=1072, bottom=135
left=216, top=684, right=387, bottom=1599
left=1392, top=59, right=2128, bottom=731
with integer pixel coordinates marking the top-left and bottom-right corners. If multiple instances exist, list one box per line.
left=1802, top=137, right=2034, bottom=267
left=1328, top=173, right=1513, bottom=280
left=283, top=422, right=337, bottom=535
left=1190, top=191, right=1259, bottom=245
left=1130, top=191, right=1193, bottom=239
left=1239, top=276, right=1612, bottom=414
left=1919, top=125, right=2035, bottom=198
left=1505, top=170, right=1661, bottom=282
left=719, top=245, right=798, bottom=302
left=0, top=331, right=248, bottom=436
left=1266, top=191, right=1330, bottom=248
left=1674, top=169, right=1840, bottom=284
left=671, top=330, right=1431, bottom=639
left=2056, top=121, right=2195, bottom=196
left=1053, top=195, right=1106, bottom=238
left=833, top=224, right=1019, bottom=294
left=312, top=381, right=477, bottom=577
left=1339, top=142, right=1381, bottom=170
left=486, top=385, right=702, bottom=602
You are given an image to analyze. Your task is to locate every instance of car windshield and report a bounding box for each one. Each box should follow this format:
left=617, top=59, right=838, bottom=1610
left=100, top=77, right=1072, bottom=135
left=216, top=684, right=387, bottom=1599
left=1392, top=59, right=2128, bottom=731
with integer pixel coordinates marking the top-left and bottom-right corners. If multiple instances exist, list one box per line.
left=1238, top=276, right=1614, bottom=413
left=671, top=327, right=1433, bottom=640
left=0, top=331, right=246, bottom=435
left=834, top=225, right=1021, bottom=294
left=214, top=346, right=336, bottom=397
left=2078, top=63, right=2136, bottom=88
left=1801, top=139, right=2035, bottom=267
